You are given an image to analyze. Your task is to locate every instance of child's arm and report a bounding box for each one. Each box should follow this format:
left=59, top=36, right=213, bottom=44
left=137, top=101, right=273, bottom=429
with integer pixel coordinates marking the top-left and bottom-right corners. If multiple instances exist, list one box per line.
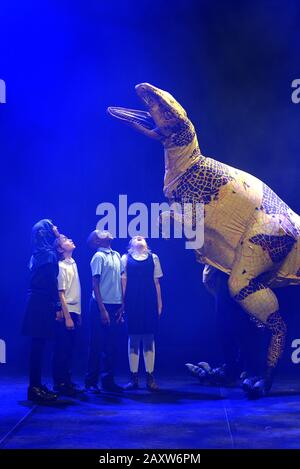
left=59, top=290, right=75, bottom=330
left=116, top=255, right=127, bottom=324
left=120, top=254, right=127, bottom=303
left=121, top=275, right=127, bottom=296
left=92, top=276, right=110, bottom=325
left=42, top=262, right=61, bottom=316
left=154, top=278, right=162, bottom=316
left=115, top=276, right=126, bottom=324
left=153, top=254, right=163, bottom=316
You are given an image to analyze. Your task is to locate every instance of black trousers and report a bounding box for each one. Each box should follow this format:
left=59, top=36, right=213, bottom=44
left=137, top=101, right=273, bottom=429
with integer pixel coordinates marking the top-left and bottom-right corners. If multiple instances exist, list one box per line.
left=52, top=312, right=80, bottom=386
left=85, top=299, right=121, bottom=386
left=29, top=338, right=46, bottom=387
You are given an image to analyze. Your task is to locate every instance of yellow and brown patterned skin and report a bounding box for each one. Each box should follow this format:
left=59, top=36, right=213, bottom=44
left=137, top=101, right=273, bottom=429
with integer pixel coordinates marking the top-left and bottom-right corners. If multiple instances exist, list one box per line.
left=107, top=83, right=300, bottom=386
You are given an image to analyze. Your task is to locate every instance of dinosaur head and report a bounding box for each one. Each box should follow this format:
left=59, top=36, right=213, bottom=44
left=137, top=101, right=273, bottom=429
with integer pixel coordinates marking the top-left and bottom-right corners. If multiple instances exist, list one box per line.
left=108, top=83, right=201, bottom=194
left=107, top=83, right=195, bottom=147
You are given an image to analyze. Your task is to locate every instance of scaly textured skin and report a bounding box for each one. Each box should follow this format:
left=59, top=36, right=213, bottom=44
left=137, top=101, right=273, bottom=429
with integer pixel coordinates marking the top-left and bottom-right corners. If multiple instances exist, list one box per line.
left=107, top=83, right=300, bottom=388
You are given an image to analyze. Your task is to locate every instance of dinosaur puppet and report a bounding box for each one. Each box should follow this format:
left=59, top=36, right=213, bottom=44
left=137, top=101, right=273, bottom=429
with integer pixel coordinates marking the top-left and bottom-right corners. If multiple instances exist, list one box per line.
left=107, top=83, right=300, bottom=396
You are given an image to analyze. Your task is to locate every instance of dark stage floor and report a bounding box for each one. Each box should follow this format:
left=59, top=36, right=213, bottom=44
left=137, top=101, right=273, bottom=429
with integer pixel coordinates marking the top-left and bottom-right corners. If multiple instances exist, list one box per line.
left=0, top=374, right=299, bottom=450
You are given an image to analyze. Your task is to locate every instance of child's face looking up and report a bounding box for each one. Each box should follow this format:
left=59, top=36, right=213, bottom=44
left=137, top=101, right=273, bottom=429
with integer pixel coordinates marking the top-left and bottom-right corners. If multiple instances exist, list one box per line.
left=131, top=236, right=147, bottom=250
left=58, top=235, right=76, bottom=253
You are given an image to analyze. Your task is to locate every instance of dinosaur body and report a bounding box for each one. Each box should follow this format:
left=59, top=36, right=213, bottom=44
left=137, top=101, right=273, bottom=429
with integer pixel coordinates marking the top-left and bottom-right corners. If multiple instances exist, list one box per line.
left=168, top=156, right=300, bottom=295
left=108, top=83, right=300, bottom=395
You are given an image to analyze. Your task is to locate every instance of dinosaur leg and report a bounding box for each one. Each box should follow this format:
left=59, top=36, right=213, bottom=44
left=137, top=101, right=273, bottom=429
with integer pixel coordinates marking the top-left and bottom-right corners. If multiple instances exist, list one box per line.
left=242, top=311, right=287, bottom=398
left=228, top=232, right=287, bottom=397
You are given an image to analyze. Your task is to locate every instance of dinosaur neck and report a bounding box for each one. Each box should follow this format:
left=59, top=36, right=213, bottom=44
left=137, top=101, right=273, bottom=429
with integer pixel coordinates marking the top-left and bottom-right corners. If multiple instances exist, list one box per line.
left=163, top=133, right=202, bottom=197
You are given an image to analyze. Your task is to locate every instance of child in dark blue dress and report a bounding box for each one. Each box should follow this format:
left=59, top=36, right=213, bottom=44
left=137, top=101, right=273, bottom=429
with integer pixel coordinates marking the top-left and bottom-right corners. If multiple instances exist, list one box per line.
left=121, top=236, right=163, bottom=391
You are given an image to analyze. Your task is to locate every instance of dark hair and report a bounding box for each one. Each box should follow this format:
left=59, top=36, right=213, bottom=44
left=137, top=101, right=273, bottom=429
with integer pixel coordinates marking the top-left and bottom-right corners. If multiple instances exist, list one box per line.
left=54, top=237, right=64, bottom=261
left=29, top=219, right=57, bottom=270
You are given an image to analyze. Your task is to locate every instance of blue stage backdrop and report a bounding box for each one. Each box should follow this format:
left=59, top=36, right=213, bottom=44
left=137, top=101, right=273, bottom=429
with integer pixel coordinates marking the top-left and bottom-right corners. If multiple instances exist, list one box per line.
left=0, top=0, right=300, bottom=376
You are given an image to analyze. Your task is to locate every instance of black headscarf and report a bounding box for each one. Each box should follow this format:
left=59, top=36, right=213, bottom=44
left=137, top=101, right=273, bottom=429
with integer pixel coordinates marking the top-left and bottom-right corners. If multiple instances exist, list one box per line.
left=29, top=219, right=57, bottom=270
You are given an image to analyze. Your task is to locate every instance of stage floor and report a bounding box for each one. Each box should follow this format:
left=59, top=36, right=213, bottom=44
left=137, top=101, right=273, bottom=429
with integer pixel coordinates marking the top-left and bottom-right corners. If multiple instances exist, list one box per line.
left=0, top=374, right=299, bottom=449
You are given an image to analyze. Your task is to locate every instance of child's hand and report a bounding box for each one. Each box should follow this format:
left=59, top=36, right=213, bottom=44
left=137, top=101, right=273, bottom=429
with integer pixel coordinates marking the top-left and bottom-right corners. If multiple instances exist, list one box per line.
left=56, top=311, right=64, bottom=322
left=116, top=305, right=124, bottom=324
left=100, top=308, right=110, bottom=326
left=65, top=317, right=75, bottom=330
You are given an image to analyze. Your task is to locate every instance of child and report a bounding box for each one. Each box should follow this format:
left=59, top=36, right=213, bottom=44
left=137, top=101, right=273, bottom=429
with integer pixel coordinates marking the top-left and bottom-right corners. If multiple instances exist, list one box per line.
left=121, top=236, right=163, bottom=391
left=85, top=230, right=124, bottom=393
left=22, top=219, right=61, bottom=403
left=52, top=234, right=82, bottom=396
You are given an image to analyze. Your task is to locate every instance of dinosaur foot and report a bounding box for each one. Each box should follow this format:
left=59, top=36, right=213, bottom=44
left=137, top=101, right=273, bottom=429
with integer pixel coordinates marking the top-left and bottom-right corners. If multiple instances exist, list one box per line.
left=185, top=362, right=211, bottom=383
left=208, top=364, right=237, bottom=386
left=185, top=362, right=237, bottom=386
left=242, top=376, right=272, bottom=399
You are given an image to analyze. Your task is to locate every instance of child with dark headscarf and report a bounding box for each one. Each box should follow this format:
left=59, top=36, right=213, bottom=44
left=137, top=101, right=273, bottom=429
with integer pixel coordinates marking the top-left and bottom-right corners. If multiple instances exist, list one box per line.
left=22, top=219, right=61, bottom=402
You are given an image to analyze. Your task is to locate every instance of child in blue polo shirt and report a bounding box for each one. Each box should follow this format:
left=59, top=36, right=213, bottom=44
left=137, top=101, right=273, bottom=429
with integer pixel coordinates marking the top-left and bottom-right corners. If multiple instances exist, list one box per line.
left=85, top=230, right=124, bottom=393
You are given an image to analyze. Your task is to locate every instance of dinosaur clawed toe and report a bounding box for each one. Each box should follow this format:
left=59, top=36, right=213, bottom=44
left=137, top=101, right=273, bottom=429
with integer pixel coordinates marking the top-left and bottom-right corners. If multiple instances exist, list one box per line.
left=185, top=362, right=237, bottom=386
left=185, top=362, right=211, bottom=383
left=242, top=376, right=272, bottom=399
left=186, top=361, right=273, bottom=397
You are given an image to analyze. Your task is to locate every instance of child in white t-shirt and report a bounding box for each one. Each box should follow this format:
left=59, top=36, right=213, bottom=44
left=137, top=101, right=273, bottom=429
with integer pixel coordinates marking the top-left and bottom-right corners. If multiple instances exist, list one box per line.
left=52, top=234, right=82, bottom=396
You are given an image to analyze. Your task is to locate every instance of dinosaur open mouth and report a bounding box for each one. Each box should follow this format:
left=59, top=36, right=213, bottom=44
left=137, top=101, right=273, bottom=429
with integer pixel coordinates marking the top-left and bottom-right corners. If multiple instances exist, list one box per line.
left=107, top=107, right=155, bottom=131
left=107, top=84, right=165, bottom=140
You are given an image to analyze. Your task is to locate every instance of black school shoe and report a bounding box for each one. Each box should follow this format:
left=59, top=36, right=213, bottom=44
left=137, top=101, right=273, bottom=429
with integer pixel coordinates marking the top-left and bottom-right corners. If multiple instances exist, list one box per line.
left=146, top=373, right=159, bottom=392
left=40, top=385, right=59, bottom=397
left=53, top=382, right=80, bottom=397
left=101, top=380, right=124, bottom=393
left=85, top=384, right=101, bottom=394
left=27, top=386, right=58, bottom=403
left=124, top=373, right=139, bottom=390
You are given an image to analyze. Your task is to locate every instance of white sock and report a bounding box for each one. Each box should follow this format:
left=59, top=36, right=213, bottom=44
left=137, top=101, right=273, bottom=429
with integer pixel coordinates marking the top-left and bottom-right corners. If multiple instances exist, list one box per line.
left=142, top=334, right=155, bottom=373
left=128, top=335, right=141, bottom=373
